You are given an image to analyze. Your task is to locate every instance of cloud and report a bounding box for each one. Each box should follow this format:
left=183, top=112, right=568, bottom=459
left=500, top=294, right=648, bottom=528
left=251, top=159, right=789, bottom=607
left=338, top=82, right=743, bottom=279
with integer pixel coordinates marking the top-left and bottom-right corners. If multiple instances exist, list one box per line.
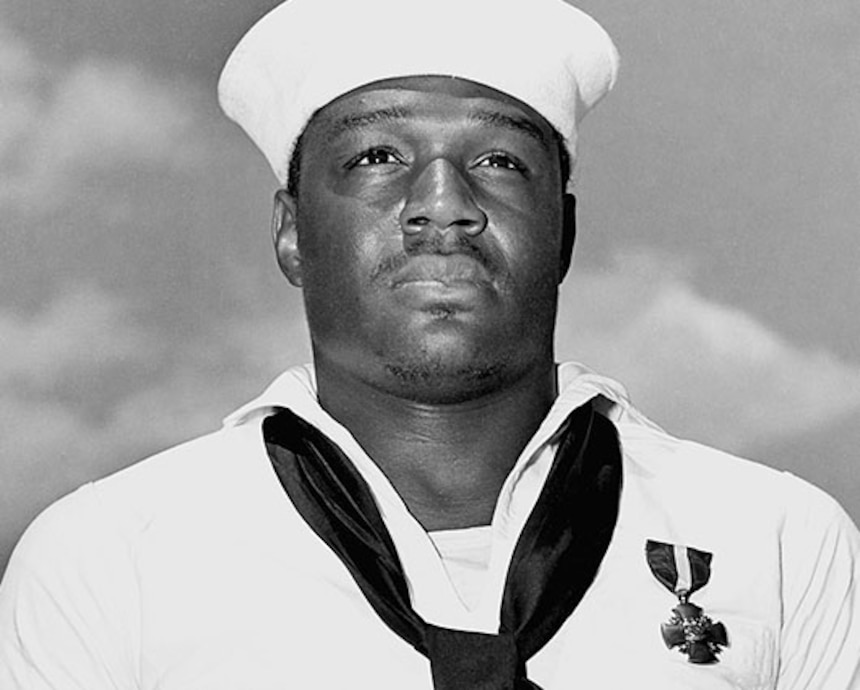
left=0, top=27, right=43, bottom=156
left=0, top=23, right=201, bottom=214
left=557, top=250, right=860, bottom=454
left=0, top=285, right=165, bottom=508
left=31, top=61, right=197, bottom=169
left=0, top=287, right=154, bottom=388
left=0, top=281, right=308, bottom=465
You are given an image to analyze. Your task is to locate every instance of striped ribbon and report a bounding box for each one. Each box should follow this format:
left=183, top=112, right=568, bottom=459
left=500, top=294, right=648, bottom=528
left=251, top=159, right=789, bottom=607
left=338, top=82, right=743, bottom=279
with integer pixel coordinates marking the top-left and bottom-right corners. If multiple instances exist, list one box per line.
left=645, top=540, right=713, bottom=599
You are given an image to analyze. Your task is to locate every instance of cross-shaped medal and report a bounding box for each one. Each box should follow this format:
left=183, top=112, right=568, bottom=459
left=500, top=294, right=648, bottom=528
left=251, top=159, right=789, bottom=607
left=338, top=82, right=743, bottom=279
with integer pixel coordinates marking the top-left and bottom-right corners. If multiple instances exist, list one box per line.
left=660, top=595, right=729, bottom=664
left=646, top=541, right=729, bottom=664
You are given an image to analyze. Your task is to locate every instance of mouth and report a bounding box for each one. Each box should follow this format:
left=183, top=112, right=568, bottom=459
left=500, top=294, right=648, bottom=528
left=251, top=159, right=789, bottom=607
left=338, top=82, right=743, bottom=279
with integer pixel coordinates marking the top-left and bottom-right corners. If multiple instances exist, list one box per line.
left=388, top=255, right=493, bottom=290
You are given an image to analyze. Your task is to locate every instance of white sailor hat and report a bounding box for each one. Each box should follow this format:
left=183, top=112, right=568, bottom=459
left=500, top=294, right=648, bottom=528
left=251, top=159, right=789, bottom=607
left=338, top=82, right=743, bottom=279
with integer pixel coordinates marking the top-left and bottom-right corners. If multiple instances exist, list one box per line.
left=218, top=0, right=619, bottom=185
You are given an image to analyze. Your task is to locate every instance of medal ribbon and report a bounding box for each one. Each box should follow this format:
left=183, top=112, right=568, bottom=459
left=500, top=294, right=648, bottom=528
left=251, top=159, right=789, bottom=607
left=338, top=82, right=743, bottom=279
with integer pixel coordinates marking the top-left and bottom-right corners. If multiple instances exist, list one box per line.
left=645, top=540, right=712, bottom=599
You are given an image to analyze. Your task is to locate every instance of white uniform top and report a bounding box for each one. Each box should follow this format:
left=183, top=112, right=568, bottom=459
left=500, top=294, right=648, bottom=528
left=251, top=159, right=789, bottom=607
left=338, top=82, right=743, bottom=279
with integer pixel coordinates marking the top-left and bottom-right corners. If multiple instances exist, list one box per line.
left=1, top=362, right=858, bottom=689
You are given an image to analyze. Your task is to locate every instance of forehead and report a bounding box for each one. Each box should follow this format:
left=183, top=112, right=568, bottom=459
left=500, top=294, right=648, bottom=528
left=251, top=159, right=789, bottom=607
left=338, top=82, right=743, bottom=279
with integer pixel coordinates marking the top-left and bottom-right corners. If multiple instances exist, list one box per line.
left=306, top=75, right=557, bottom=145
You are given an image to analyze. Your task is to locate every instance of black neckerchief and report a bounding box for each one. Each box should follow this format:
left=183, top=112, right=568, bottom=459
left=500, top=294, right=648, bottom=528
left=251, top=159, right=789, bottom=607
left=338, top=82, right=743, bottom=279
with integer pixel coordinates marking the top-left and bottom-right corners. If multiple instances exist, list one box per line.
left=263, top=400, right=622, bottom=689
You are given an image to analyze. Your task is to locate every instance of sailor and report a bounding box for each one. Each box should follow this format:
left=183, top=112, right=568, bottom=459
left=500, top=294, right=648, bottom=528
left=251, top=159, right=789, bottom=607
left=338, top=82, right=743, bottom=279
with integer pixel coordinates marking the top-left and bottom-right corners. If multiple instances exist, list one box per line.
left=1, top=0, right=858, bottom=687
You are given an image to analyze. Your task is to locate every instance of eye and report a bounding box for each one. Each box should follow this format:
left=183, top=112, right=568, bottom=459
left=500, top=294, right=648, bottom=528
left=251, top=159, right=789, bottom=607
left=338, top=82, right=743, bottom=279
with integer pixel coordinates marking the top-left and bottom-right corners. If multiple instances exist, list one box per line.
left=347, top=147, right=405, bottom=168
left=475, top=152, right=528, bottom=174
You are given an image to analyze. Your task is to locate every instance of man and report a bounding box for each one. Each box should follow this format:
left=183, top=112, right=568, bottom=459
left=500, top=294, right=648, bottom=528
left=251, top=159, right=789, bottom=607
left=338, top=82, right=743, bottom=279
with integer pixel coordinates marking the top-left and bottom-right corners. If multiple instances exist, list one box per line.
left=1, top=0, right=858, bottom=687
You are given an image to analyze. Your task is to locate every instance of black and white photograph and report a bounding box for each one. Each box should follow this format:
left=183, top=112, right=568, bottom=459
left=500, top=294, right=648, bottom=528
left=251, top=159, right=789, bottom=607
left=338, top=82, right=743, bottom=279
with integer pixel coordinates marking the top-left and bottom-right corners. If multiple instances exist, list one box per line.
left=1, top=0, right=858, bottom=686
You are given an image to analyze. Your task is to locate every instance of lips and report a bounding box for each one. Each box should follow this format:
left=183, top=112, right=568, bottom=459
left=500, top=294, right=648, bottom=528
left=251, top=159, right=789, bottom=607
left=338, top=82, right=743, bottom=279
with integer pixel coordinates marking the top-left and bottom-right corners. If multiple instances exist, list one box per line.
left=389, top=255, right=493, bottom=289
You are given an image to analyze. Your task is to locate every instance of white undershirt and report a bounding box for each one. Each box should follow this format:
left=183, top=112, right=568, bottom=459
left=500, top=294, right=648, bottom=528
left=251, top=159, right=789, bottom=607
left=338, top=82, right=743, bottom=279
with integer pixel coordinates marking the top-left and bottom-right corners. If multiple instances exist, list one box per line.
left=428, top=526, right=494, bottom=611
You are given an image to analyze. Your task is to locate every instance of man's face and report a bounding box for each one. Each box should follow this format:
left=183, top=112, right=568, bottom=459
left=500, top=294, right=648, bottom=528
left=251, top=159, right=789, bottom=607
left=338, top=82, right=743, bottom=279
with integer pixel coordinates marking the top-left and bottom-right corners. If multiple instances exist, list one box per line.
left=275, top=76, right=575, bottom=403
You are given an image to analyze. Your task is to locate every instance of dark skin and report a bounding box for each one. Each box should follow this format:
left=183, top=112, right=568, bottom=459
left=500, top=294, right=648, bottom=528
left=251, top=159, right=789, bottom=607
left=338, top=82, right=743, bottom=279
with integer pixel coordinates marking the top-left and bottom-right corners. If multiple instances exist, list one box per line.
left=273, top=76, right=576, bottom=531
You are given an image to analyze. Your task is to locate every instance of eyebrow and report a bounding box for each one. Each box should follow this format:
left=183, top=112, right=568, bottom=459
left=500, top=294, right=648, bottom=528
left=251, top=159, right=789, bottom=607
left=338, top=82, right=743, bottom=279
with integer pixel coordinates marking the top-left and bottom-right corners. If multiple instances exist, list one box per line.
left=325, top=103, right=550, bottom=150
left=327, top=106, right=412, bottom=139
left=467, top=109, right=550, bottom=150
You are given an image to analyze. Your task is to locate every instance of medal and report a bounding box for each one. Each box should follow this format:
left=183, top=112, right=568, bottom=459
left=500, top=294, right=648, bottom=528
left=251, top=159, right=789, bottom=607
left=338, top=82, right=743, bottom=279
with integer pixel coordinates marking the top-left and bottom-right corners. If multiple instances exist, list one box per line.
left=646, top=540, right=728, bottom=664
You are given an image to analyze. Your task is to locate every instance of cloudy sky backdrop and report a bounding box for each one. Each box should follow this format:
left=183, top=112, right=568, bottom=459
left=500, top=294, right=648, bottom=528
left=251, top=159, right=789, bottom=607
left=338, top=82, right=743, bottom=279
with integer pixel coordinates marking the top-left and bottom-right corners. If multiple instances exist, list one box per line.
left=1, top=0, right=859, bottom=574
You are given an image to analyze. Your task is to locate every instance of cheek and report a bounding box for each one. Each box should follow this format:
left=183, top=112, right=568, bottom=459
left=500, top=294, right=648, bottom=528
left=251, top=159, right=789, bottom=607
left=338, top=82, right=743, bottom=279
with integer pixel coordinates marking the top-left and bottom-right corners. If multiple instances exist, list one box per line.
left=495, top=205, right=565, bottom=288
left=296, top=198, right=399, bottom=301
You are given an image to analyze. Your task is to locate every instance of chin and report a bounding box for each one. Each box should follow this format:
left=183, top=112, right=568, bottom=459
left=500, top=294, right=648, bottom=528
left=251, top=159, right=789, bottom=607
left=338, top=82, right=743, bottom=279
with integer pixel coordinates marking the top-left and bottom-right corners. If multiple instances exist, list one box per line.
left=371, top=315, right=552, bottom=401
left=384, top=363, right=505, bottom=404
left=378, top=345, right=524, bottom=404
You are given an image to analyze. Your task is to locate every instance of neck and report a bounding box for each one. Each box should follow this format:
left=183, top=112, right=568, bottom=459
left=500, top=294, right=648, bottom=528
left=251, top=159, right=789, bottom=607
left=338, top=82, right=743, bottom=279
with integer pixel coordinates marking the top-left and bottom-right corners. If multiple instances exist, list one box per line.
left=315, top=359, right=557, bottom=531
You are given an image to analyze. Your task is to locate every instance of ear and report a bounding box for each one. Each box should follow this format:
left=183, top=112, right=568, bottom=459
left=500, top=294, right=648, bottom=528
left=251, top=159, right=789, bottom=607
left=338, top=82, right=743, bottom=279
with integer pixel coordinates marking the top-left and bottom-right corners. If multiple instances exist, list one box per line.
left=273, top=189, right=303, bottom=287
left=558, top=192, right=577, bottom=282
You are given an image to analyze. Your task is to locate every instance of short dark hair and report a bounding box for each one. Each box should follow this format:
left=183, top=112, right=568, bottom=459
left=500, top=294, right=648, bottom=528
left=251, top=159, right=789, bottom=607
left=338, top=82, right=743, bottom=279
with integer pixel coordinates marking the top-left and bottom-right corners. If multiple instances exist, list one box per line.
left=285, top=113, right=572, bottom=198
left=285, top=115, right=314, bottom=199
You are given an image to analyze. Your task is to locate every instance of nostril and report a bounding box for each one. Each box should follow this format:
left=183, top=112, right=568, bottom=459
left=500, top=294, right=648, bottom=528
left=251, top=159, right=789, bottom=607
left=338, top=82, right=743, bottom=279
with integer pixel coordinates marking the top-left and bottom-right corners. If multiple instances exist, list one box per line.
left=401, top=214, right=487, bottom=237
left=403, top=216, right=430, bottom=235
left=456, top=213, right=487, bottom=236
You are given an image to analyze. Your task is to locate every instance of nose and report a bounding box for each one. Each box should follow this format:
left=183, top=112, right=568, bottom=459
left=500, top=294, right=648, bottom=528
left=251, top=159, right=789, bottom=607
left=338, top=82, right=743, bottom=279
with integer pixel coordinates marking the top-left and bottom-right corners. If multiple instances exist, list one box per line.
left=399, top=158, right=487, bottom=238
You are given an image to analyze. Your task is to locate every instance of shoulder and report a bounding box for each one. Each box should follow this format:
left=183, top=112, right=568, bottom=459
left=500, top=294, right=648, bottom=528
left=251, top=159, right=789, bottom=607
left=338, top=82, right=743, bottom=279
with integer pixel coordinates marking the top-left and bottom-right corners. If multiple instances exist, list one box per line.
left=0, top=422, right=258, bottom=686
left=615, top=416, right=850, bottom=530
left=4, top=420, right=271, bottom=580
left=610, top=415, right=860, bottom=595
left=93, top=421, right=268, bottom=525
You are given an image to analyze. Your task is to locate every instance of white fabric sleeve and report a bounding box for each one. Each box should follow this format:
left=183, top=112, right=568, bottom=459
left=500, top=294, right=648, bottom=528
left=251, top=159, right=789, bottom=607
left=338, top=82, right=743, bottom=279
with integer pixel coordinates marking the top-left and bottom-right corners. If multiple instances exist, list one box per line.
left=777, top=474, right=860, bottom=689
left=0, top=485, right=141, bottom=690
